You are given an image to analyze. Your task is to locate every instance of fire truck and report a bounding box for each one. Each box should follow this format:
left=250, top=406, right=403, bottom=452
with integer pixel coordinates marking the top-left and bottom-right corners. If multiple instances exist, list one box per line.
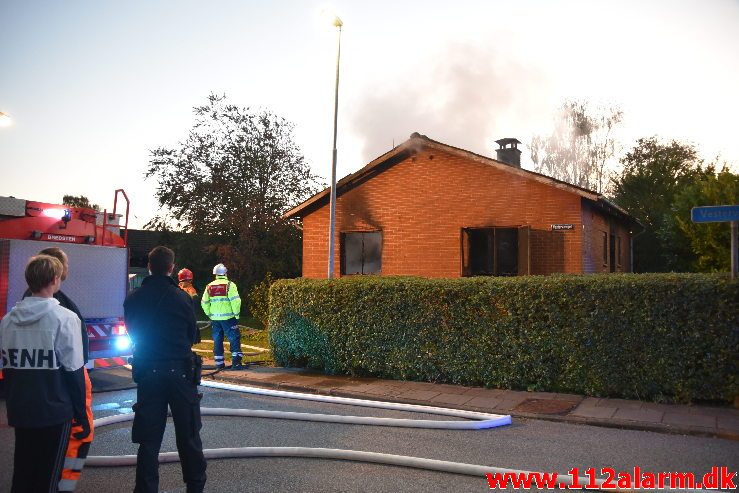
left=0, top=190, right=131, bottom=370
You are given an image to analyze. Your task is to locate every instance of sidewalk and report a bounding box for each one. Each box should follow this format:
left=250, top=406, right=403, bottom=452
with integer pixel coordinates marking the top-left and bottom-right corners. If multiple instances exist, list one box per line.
left=204, top=363, right=739, bottom=440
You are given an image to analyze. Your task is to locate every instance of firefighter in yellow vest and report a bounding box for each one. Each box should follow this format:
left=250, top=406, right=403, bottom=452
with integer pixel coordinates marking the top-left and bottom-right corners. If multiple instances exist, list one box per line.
left=201, top=264, right=244, bottom=370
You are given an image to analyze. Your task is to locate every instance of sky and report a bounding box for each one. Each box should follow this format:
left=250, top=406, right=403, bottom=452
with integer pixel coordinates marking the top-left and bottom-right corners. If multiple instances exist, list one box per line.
left=1, top=0, right=738, bottom=228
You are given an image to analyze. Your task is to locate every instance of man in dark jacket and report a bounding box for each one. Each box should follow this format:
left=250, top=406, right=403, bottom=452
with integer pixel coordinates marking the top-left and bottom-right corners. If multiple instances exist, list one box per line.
left=124, top=246, right=206, bottom=493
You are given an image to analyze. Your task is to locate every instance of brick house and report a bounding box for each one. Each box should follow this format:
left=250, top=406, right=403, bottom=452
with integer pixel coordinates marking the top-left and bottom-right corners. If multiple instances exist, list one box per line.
left=284, top=133, right=639, bottom=278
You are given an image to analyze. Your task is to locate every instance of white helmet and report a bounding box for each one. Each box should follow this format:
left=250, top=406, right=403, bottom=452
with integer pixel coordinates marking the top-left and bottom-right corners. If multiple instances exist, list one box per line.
left=213, top=263, right=228, bottom=276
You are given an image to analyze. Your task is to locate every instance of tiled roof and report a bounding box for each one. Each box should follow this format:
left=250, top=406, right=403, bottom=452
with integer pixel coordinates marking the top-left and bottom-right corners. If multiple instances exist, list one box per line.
left=283, top=132, right=638, bottom=227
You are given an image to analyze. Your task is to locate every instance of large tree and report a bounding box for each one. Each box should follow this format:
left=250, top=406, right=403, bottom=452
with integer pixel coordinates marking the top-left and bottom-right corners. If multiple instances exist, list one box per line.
left=146, top=94, right=322, bottom=289
left=530, top=100, right=622, bottom=193
left=611, top=137, right=712, bottom=272
left=667, top=166, right=739, bottom=272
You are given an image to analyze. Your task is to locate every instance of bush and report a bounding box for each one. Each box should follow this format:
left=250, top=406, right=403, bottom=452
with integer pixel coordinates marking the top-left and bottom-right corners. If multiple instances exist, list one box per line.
left=269, top=274, right=738, bottom=403
left=248, top=272, right=275, bottom=327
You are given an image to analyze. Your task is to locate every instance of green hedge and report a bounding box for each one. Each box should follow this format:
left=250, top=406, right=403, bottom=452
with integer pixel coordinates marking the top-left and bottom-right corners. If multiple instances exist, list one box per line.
left=268, top=274, right=738, bottom=403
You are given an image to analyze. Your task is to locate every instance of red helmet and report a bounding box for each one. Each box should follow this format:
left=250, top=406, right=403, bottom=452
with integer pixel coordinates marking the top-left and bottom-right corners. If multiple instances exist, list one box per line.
left=177, top=268, right=193, bottom=281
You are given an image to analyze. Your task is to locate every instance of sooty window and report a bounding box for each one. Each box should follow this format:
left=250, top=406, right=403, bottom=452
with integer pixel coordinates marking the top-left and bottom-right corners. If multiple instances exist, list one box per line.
left=341, top=231, right=382, bottom=275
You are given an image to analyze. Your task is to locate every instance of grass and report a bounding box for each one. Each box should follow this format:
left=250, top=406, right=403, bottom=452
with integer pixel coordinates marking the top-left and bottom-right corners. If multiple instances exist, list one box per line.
left=193, top=318, right=273, bottom=366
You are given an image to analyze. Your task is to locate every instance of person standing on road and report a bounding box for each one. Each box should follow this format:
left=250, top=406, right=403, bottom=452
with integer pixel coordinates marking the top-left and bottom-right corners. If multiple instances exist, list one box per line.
left=0, top=255, right=90, bottom=493
left=178, top=268, right=201, bottom=344
left=177, top=268, right=198, bottom=302
left=124, top=246, right=206, bottom=493
left=23, top=247, right=95, bottom=492
left=24, top=247, right=89, bottom=366
left=201, top=263, right=244, bottom=370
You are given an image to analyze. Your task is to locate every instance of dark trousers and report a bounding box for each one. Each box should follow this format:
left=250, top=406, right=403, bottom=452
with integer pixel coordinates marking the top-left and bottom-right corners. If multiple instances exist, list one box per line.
left=132, top=366, right=207, bottom=493
left=211, top=318, right=242, bottom=361
left=12, top=421, right=72, bottom=493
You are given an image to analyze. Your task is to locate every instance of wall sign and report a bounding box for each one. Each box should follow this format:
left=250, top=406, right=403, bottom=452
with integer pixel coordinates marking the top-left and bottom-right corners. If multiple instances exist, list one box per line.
left=551, top=224, right=574, bottom=231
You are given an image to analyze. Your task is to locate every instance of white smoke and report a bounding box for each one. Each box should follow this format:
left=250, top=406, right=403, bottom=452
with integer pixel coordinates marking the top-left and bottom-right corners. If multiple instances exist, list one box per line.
left=348, top=41, right=554, bottom=164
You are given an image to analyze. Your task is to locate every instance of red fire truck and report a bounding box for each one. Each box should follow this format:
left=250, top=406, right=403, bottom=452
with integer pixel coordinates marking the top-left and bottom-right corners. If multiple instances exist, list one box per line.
left=0, top=190, right=132, bottom=370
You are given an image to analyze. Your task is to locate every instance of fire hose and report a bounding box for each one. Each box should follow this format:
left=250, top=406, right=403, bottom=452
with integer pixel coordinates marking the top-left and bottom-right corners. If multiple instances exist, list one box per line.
left=84, top=380, right=682, bottom=491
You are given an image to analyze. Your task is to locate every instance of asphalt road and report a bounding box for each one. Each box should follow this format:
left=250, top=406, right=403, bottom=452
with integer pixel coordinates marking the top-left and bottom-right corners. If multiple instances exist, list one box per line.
left=0, top=369, right=737, bottom=492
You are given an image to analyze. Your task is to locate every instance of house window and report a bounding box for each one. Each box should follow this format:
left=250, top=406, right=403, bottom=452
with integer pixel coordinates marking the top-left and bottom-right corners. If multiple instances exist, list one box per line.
left=462, top=227, right=526, bottom=276
left=341, top=231, right=382, bottom=275
left=602, top=232, right=608, bottom=266
left=616, top=236, right=622, bottom=267
left=466, top=228, right=494, bottom=275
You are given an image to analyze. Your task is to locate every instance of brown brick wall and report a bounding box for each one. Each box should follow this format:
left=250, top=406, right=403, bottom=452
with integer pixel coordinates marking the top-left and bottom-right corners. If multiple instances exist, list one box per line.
left=581, top=200, right=632, bottom=273
left=302, top=148, right=598, bottom=278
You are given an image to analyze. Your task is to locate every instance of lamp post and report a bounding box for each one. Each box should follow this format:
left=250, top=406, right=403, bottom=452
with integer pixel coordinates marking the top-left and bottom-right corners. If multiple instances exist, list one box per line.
left=327, top=15, right=342, bottom=279
left=0, top=112, right=12, bottom=127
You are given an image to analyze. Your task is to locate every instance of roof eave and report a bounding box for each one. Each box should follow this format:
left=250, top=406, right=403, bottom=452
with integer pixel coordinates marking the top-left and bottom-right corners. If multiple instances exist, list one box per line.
left=282, top=140, right=418, bottom=219
left=282, top=133, right=639, bottom=224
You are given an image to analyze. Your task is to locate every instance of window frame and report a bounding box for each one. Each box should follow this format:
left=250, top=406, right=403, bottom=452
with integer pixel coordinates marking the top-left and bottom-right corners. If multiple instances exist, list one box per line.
left=602, top=231, right=608, bottom=267
left=340, top=230, right=382, bottom=276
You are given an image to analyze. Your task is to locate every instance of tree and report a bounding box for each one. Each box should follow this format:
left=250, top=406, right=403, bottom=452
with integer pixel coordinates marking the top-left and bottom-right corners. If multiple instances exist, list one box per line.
left=611, top=137, right=712, bottom=272
left=62, top=195, right=99, bottom=210
left=146, top=94, right=322, bottom=290
left=530, top=101, right=623, bottom=193
left=667, top=167, right=739, bottom=272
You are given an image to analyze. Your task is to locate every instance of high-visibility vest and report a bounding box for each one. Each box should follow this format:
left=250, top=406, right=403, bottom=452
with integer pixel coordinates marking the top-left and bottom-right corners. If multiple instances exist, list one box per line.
left=201, top=276, right=241, bottom=321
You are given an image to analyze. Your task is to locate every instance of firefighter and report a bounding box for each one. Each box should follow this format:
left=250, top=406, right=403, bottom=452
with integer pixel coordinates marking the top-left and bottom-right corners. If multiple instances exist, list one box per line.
left=0, top=255, right=90, bottom=493
left=124, top=246, right=206, bottom=493
left=201, top=263, right=244, bottom=370
left=177, top=268, right=198, bottom=300
left=22, top=246, right=94, bottom=492
left=178, top=268, right=201, bottom=344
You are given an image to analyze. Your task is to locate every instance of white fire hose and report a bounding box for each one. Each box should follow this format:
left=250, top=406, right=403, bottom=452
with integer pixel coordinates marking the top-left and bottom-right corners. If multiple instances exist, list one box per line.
left=84, top=379, right=685, bottom=491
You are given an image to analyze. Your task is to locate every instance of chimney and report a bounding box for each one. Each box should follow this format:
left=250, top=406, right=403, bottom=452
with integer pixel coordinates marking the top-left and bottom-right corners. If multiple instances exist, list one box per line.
left=495, top=138, right=522, bottom=168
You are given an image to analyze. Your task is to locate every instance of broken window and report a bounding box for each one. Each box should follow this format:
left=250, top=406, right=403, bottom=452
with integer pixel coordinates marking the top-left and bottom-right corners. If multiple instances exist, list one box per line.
left=462, top=227, right=529, bottom=276
left=496, top=228, right=518, bottom=276
left=341, top=231, right=382, bottom=275
left=602, top=231, right=608, bottom=266
left=466, top=228, right=494, bottom=275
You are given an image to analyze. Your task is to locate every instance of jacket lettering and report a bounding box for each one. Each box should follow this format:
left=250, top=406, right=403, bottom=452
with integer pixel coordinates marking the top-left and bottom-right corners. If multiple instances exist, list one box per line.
left=37, top=349, right=55, bottom=368
left=20, top=349, right=34, bottom=367
left=3, top=348, right=56, bottom=368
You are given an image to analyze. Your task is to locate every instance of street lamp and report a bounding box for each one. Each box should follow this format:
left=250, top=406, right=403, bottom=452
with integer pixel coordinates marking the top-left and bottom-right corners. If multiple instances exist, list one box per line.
left=0, top=112, right=12, bottom=127
left=326, top=13, right=343, bottom=279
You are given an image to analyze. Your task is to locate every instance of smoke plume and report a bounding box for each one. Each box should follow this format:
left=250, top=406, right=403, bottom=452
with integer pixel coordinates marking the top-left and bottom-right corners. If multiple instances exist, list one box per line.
left=349, top=41, right=553, bottom=163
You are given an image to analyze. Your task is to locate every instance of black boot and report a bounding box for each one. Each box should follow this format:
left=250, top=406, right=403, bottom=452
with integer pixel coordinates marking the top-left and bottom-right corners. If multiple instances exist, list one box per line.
left=230, top=355, right=245, bottom=370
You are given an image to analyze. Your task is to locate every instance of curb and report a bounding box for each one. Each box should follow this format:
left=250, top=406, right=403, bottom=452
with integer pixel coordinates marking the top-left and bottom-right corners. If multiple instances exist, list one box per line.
left=204, top=373, right=739, bottom=442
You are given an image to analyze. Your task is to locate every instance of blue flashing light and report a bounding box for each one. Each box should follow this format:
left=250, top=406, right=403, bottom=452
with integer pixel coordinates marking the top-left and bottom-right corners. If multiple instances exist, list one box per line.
left=115, top=336, right=132, bottom=351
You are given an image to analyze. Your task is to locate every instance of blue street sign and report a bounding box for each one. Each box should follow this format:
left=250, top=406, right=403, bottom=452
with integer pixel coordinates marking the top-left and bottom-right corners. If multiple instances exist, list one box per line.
left=691, top=205, right=739, bottom=223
